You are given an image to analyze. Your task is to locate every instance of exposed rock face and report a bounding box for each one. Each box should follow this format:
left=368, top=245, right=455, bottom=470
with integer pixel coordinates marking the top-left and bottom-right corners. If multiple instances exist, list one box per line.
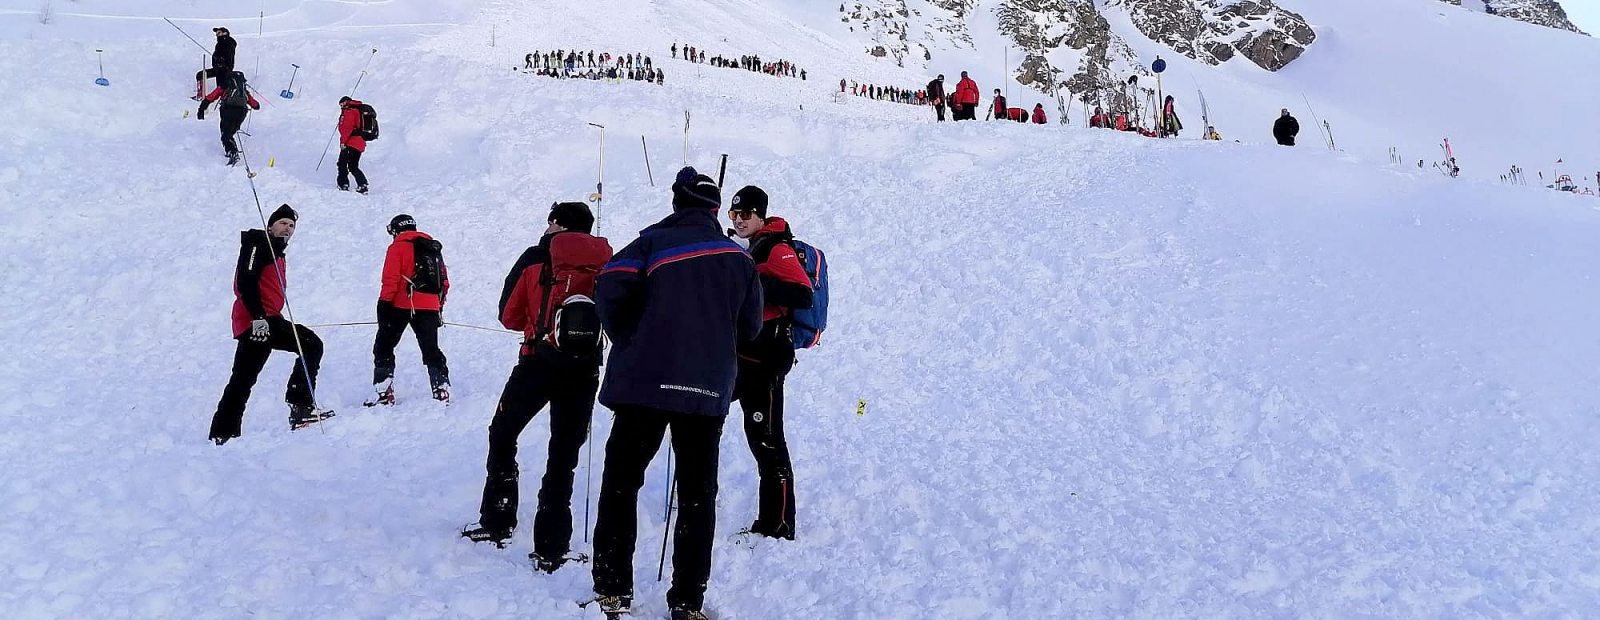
left=839, top=0, right=970, bottom=67
left=1484, top=0, right=1587, bottom=34
left=1115, top=0, right=1316, bottom=71
left=996, top=0, right=1143, bottom=108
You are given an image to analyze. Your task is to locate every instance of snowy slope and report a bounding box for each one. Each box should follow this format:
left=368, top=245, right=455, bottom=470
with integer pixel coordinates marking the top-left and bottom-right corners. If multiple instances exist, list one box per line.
left=5, top=1, right=1600, bottom=619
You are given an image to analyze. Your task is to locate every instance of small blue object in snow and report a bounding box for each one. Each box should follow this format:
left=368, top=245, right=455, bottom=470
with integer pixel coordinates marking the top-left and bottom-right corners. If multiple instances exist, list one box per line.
left=1152, top=58, right=1167, bottom=74
left=280, top=89, right=295, bottom=99
left=95, top=77, right=110, bottom=86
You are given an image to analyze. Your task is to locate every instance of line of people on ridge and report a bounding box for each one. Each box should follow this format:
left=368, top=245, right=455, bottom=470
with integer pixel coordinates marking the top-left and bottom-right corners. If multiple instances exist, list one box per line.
left=687, top=48, right=808, bottom=81
left=527, top=50, right=653, bottom=72
left=206, top=169, right=827, bottom=620
left=524, top=63, right=665, bottom=85
left=190, top=27, right=378, bottom=194
left=840, top=79, right=929, bottom=106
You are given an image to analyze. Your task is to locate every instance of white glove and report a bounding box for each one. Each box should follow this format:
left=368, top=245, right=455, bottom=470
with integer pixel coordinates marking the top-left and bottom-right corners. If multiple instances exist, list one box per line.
left=249, top=319, right=270, bottom=342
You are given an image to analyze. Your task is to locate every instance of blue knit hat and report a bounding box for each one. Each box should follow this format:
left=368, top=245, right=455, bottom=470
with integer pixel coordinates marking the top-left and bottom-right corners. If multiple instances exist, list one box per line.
left=671, top=166, right=721, bottom=211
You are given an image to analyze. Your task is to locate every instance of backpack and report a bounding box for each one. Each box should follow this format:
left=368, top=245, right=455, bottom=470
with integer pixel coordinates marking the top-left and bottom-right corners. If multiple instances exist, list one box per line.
left=223, top=72, right=250, bottom=108
left=354, top=103, right=379, bottom=140
left=789, top=239, right=829, bottom=349
left=536, top=238, right=605, bottom=357
left=408, top=238, right=446, bottom=296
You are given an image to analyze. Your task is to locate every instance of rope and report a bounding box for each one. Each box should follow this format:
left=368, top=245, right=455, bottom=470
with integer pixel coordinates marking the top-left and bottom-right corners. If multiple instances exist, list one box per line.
left=304, top=320, right=520, bottom=335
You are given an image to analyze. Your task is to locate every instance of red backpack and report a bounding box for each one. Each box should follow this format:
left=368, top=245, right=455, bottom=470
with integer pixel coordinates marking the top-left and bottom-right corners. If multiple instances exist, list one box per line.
left=534, top=233, right=612, bottom=356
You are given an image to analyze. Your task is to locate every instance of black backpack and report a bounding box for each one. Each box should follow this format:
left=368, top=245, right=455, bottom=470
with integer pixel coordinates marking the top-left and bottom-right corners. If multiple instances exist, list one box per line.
left=223, top=72, right=250, bottom=108
left=355, top=103, right=380, bottom=140
left=408, top=238, right=445, bottom=296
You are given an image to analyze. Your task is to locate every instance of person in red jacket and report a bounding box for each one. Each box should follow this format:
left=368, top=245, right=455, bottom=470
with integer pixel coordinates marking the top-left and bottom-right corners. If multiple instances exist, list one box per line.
left=462, top=202, right=614, bottom=574
left=1090, top=106, right=1110, bottom=128
left=196, top=72, right=260, bottom=167
left=1007, top=107, right=1026, bottom=122
left=727, top=186, right=813, bottom=542
left=1032, top=103, right=1047, bottom=125
left=366, top=214, right=451, bottom=406
left=990, top=88, right=1007, bottom=121
left=209, top=204, right=332, bottom=445
left=336, top=96, right=370, bottom=193
left=952, top=71, right=980, bottom=121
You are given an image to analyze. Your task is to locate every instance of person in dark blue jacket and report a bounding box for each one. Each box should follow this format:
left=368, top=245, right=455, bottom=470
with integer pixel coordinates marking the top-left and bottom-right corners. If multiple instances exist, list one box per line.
left=588, top=167, right=763, bottom=620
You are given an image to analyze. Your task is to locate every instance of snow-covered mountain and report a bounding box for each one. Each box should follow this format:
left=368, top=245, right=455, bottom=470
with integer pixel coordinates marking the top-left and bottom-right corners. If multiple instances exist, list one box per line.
left=1439, top=0, right=1589, bottom=34
left=3, top=1, right=1600, bottom=619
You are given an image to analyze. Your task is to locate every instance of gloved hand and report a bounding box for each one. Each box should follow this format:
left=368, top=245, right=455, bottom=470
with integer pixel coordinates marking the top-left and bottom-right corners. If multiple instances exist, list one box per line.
left=249, top=319, right=270, bottom=342
left=376, top=300, right=396, bottom=318
left=197, top=107, right=206, bottom=120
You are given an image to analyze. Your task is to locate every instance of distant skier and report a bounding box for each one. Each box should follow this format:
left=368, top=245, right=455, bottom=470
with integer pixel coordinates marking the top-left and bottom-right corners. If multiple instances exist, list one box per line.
left=1160, top=95, right=1182, bottom=137
left=588, top=168, right=763, bottom=620
left=952, top=71, right=979, bottom=121
left=209, top=204, right=332, bottom=445
left=194, top=27, right=236, bottom=99
left=990, top=89, right=1007, bottom=121
left=336, top=96, right=371, bottom=193
left=1274, top=109, right=1299, bottom=146
left=672, top=43, right=678, bottom=59
left=1032, top=103, right=1047, bottom=125
left=525, top=53, right=534, bottom=70
left=840, top=78, right=846, bottom=93
left=367, top=214, right=451, bottom=407
left=462, top=202, right=612, bottom=570
left=728, top=186, right=813, bottom=542
left=927, top=74, right=947, bottom=121
left=197, top=71, right=260, bottom=167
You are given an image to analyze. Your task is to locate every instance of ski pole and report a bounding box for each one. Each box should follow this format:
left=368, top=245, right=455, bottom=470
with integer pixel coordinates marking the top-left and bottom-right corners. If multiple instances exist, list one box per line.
left=657, top=445, right=675, bottom=582
left=716, top=153, right=728, bottom=187
left=682, top=110, right=690, bottom=165
left=317, top=49, right=379, bottom=171
left=163, top=17, right=211, bottom=53
left=587, top=123, right=606, bottom=234
left=642, top=136, right=654, bottom=186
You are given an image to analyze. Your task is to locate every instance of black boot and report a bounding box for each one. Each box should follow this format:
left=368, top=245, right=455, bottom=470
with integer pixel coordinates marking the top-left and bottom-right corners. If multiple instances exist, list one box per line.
left=460, top=523, right=513, bottom=547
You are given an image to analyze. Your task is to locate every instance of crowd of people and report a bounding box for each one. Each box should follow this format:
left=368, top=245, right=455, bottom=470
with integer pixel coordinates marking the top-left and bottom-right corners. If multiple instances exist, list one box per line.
left=840, top=79, right=928, bottom=106
left=673, top=43, right=807, bottom=81
left=523, top=50, right=665, bottom=84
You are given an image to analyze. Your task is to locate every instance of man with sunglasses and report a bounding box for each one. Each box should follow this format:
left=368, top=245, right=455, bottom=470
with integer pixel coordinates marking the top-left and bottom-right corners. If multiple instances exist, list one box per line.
left=727, top=186, right=813, bottom=542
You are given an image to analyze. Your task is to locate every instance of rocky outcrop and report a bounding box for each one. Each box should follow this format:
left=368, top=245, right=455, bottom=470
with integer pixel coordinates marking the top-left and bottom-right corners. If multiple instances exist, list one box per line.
left=1114, top=0, right=1316, bottom=71
left=839, top=1, right=969, bottom=67
left=1484, top=0, right=1587, bottom=34
left=997, top=0, right=1143, bottom=106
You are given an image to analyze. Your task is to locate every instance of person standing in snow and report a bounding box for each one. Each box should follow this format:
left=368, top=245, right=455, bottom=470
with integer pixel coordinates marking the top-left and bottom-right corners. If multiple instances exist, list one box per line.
left=927, top=74, right=947, bottom=121
left=672, top=43, right=678, bottom=59
left=989, top=89, right=1008, bottom=121
left=1032, top=103, right=1048, bottom=125
left=195, top=27, right=237, bottom=99
left=336, top=96, right=370, bottom=193
left=197, top=71, right=260, bottom=167
left=209, top=204, right=332, bottom=445
left=366, top=214, right=451, bottom=407
left=462, top=203, right=612, bottom=572
left=1274, top=109, right=1299, bottom=146
left=1160, top=95, right=1182, bottom=137
left=727, top=186, right=812, bottom=542
left=952, top=71, right=980, bottom=121
left=587, top=168, right=763, bottom=620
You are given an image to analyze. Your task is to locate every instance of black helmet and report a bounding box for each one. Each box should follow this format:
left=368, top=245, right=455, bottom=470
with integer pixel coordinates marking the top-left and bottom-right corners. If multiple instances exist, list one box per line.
left=387, top=214, right=417, bottom=236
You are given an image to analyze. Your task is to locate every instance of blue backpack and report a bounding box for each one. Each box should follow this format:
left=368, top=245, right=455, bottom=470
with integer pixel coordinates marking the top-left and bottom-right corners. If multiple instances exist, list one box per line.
left=789, top=239, right=829, bottom=349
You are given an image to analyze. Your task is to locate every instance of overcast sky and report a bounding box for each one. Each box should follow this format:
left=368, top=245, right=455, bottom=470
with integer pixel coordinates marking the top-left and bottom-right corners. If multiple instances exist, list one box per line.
left=1566, top=1, right=1600, bottom=34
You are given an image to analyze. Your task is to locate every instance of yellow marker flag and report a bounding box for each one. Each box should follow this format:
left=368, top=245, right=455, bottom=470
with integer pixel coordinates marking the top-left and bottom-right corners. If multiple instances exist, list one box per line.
left=856, top=399, right=866, bottom=417
left=268, top=158, right=275, bottom=167
left=182, top=110, right=189, bottom=118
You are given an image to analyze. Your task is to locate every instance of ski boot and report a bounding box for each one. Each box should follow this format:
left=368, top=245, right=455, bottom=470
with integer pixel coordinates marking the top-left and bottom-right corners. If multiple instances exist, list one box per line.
left=460, top=523, right=513, bottom=548
left=578, top=594, right=631, bottom=619
left=226, top=152, right=240, bottom=167
left=364, top=379, right=396, bottom=407
left=431, top=383, right=451, bottom=404
left=428, top=366, right=451, bottom=404
left=288, top=404, right=335, bottom=430
left=355, top=185, right=369, bottom=195
left=669, top=607, right=709, bottom=620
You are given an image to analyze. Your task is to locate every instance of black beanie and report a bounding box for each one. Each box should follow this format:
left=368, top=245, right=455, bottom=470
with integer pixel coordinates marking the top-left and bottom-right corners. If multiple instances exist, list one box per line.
left=548, top=201, right=595, bottom=234
left=730, top=186, right=768, bottom=218
left=269, top=204, right=297, bottom=225
left=671, top=166, right=721, bottom=211
left=387, top=214, right=417, bottom=236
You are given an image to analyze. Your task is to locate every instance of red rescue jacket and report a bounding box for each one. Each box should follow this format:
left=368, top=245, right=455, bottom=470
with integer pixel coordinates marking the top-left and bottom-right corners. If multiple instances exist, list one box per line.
left=1007, top=107, right=1026, bottom=121
left=338, top=100, right=367, bottom=152
left=1032, top=106, right=1047, bottom=124
left=954, top=77, right=980, bottom=105
left=746, top=218, right=813, bottom=323
left=380, top=231, right=449, bottom=311
left=231, top=230, right=286, bottom=337
left=500, top=232, right=614, bottom=355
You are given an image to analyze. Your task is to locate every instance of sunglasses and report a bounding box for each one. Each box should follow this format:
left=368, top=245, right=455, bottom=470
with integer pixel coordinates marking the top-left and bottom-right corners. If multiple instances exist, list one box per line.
left=729, top=210, right=759, bottom=221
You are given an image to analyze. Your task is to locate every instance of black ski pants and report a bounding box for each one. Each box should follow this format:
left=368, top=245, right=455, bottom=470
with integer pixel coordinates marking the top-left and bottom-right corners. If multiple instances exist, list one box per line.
left=219, top=107, right=247, bottom=156
left=735, top=355, right=796, bottom=539
left=934, top=103, right=946, bottom=121
left=592, top=407, right=726, bottom=612
left=478, top=351, right=600, bottom=560
left=210, top=317, right=322, bottom=439
left=195, top=67, right=234, bottom=93
left=337, top=146, right=368, bottom=189
left=372, top=304, right=447, bottom=385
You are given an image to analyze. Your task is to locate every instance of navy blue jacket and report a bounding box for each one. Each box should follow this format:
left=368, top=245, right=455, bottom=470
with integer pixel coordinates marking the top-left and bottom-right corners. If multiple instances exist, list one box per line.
left=596, top=209, right=764, bottom=417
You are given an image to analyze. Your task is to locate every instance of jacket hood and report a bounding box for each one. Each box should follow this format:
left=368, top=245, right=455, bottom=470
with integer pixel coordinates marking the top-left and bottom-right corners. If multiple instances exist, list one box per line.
left=242, top=229, right=288, bottom=254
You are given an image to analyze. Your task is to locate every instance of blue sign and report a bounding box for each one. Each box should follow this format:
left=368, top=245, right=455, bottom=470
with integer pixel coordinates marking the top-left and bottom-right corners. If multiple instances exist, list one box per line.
left=1152, top=58, right=1167, bottom=74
